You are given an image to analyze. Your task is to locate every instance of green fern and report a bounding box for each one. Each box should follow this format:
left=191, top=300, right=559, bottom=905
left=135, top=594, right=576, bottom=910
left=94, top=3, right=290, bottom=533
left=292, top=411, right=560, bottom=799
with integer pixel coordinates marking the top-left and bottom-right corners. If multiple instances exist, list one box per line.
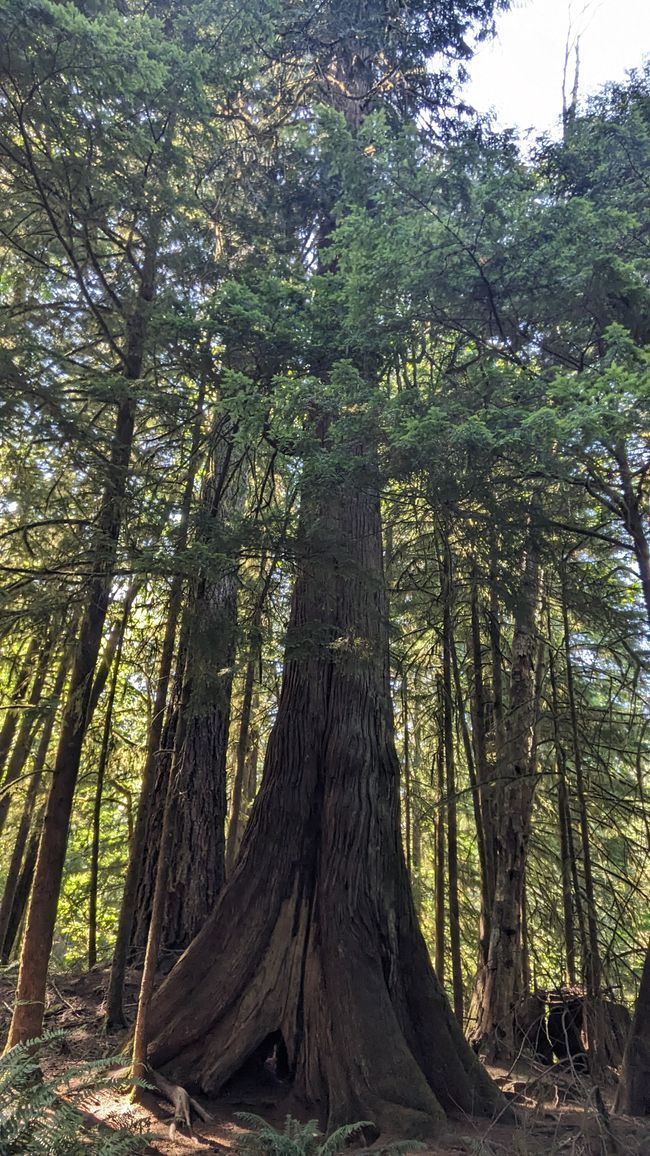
left=0, top=1030, right=148, bottom=1154
left=235, top=1113, right=422, bottom=1156
left=233, top=1112, right=427, bottom=1156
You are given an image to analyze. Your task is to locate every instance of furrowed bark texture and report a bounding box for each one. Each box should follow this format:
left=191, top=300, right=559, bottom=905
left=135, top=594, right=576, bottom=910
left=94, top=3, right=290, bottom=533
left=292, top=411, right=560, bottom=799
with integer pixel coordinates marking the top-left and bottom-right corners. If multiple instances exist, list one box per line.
left=145, top=470, right=502, bottom=1138
left=130, top=442, right=238, bottom=955
left=615, top=939, right=650, bottom=1115
left=162, top=562, right=236, bottom=949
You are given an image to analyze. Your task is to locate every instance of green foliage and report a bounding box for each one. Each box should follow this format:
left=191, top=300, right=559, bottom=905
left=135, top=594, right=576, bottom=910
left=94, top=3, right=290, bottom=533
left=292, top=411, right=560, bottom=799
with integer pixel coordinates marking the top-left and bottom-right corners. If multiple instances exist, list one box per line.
left=0, top=1031, right=147, bottom=1154
left=233, top=1113, right=425, bottom=1156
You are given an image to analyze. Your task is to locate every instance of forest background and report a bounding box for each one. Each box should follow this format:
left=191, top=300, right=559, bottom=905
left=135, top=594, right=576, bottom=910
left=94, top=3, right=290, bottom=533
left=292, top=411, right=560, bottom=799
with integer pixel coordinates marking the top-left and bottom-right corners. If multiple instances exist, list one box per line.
left=1, top=0, right=650, bottom=1139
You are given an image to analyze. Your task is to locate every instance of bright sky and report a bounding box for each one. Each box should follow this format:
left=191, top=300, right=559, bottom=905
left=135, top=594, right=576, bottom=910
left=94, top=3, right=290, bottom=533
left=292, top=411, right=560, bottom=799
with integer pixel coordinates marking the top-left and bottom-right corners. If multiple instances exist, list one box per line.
left=463, top=0, right=650, bottom=135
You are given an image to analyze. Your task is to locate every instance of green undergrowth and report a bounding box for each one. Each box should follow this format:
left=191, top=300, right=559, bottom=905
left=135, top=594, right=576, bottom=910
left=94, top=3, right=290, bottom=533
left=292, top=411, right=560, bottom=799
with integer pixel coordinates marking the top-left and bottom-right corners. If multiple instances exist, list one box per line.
left=233, top=1112, right=426, bottom=1156
left=0, top=1030, right=149, bottom=1154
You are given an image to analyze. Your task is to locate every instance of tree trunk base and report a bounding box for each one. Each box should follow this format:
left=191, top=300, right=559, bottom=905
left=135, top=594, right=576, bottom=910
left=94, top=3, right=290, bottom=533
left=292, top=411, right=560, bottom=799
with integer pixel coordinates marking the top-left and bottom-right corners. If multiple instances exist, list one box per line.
left=143, top=867, right=503, bottom=1140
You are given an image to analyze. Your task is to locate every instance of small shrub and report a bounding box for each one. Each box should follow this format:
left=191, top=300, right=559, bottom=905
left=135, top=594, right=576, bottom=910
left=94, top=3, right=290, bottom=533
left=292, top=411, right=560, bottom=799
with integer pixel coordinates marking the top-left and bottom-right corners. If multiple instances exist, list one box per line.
left=0, top=1030, right=147, bottom=1155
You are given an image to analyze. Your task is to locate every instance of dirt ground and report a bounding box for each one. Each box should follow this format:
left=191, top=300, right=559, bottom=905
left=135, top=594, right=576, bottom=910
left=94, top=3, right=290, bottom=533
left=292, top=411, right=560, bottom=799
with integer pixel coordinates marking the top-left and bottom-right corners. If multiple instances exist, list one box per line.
left=1, top=966, right=649, bottom=1156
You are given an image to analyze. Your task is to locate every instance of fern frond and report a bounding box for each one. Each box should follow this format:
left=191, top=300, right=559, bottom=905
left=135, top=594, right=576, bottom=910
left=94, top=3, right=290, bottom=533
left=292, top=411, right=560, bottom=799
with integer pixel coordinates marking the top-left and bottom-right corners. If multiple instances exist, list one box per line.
left=0, top=1032, right=147, bottom=1155
left=317, top=1121, right=374, bottom=1156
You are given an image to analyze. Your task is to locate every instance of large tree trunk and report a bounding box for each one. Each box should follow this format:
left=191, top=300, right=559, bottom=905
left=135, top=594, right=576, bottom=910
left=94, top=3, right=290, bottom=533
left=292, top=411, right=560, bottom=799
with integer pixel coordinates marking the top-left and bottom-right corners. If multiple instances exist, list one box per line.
left=615, top=939, right=650, bottom=1115
left=161, top=562, right=236, bottom=950
left=143, top=455, right=502, bottom=1138
left=472, top=537, right=540, bottom=1060
left=130, top=439, right=238, bottom=956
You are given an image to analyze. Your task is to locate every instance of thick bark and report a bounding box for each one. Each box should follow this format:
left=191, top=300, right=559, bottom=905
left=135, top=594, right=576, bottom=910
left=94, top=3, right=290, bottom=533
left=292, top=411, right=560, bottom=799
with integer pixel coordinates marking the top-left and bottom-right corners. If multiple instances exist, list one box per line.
left=143, top=470, right=503, bottom=1138
left=615, top=939, right=650, bottom=1115
left=131, top=443, right=238, bottom=955
left=162, top=565, right=236, bottom=949
left=472, top=539, right=540, bottom=1060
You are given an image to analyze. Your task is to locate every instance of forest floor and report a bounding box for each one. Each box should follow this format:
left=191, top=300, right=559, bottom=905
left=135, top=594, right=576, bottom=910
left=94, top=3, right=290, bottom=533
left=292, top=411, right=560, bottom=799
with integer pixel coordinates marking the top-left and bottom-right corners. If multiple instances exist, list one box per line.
left=0, top=966, right=648, bottom=1156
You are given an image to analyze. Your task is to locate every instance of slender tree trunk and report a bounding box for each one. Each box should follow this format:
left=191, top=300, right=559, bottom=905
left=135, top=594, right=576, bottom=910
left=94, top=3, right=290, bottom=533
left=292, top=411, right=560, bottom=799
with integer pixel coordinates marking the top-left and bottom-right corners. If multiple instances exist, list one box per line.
left=142, top=451, right=503, bottom=1138
left=468, top=570, right=495, bottom=977
left=131, top=674, right=191, bottom=1091
left=434, top=680, right=446, bottom=986
left=0, top=635, right=52, bottom=834
left=561, top=565, right=604, bottom=1068
left=88, top=583, right=137, bottom=969
left=441, top=542, right=462, bottom=1024
left=473, top=537, right=540, bottom=1059
left=1, top=811, right=43, bottom=963
left=402, top=673, right=412, bottom=873
left=105, top=583, right=182, bottom=1022
left=411, top=713, right=423, bottom=915
left=516, top=626, right=545, bottom=996
left=105, top=383, right=205, bottom=1028
left=616, top=442, right=650, bottom=629
left=86, top=614, right=125, bottom=727
left=452, top=637, right=489, bottom=980
left=5, top=234, right=157, bottom=1049
left=547, top=633, right=578, bottom=988
left=488, top=550, right=506, bottom=769
left=225, top=625, right=261, bottom=876
left=0, top=636, right=39, bottom=784
left=0, top=654, right=69, bottom=956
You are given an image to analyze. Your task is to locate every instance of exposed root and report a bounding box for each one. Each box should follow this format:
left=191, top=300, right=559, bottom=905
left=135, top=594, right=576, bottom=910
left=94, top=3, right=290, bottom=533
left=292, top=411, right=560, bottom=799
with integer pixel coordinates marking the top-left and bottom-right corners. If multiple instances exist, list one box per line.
left=147, top=1067, right=212, bottom=1140
left=116, top=1063, right=212, bottom=1140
